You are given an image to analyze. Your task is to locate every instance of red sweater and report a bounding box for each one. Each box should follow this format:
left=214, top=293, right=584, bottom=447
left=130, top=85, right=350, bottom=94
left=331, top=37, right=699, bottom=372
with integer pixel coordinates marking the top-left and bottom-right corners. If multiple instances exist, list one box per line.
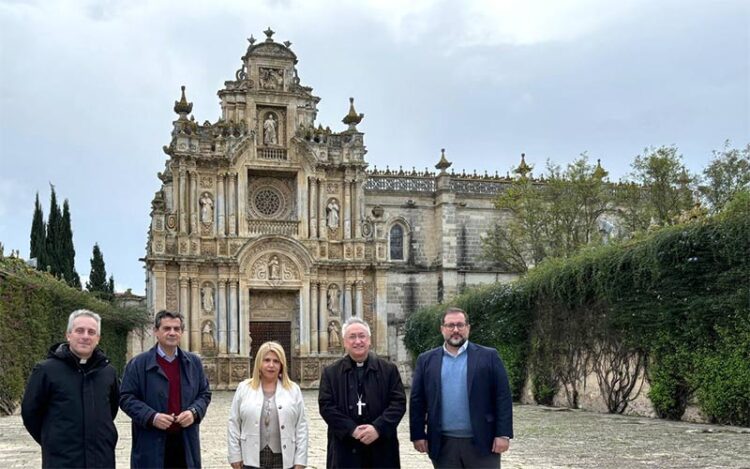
left=156, top=354, right=182, bottom=432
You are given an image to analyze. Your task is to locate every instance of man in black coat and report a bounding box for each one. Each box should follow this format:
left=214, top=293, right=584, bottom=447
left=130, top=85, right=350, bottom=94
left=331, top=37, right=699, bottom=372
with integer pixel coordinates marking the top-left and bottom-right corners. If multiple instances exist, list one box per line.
left=22, top=309, right=120, bottom=469
left=319, top=317, right=406, bottom=469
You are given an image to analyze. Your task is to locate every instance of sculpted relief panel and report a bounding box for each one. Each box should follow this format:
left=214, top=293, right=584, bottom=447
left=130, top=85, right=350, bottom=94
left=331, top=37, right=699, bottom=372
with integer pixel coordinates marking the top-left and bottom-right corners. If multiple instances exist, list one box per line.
left=250, top=253, right=300, bottom=285
left=249, top=291, right=297, bottom=321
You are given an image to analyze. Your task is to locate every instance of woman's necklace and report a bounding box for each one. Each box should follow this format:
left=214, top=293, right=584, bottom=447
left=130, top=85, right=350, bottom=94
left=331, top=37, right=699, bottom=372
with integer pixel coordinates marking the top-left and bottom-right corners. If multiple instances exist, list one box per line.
left=262, top=386, right=275, bottom=427
left=264, top=397, right=272, bottom=426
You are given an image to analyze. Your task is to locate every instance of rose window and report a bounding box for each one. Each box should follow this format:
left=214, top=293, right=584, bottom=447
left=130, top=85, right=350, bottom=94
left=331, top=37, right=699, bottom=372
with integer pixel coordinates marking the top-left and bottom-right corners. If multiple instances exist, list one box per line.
left=254, top=188, right=282, bottom=216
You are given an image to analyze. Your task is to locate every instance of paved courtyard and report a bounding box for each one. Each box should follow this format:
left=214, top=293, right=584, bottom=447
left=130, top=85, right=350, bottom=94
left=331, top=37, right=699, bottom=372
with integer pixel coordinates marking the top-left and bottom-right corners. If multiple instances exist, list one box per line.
left=2, top=390, right=748, bottom=468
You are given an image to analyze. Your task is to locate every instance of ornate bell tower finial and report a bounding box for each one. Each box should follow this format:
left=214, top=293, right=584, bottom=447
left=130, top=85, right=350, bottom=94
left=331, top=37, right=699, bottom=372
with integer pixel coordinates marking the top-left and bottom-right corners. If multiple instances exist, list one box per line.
left=247, top=35, right=256, bottom=45
left=513, top=152, right=532, bottom=179
left=173, top=85, right=193, bottom=118
left=342, top=97, right=364, bottom=130
left=264, top=27, right=275, bottom=42
left=435, top=148, right=452, bottom=174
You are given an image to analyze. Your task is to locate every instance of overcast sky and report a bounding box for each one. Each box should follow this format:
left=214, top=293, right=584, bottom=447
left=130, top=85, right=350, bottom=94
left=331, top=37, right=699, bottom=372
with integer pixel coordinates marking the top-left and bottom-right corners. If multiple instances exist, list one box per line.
left=1, top=0, right=748, bottom=295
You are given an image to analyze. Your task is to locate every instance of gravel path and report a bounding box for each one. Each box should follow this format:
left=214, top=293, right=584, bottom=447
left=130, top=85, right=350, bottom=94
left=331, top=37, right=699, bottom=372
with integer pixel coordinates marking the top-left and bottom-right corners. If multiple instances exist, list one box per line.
left=2, top=390, right=748, bottom=468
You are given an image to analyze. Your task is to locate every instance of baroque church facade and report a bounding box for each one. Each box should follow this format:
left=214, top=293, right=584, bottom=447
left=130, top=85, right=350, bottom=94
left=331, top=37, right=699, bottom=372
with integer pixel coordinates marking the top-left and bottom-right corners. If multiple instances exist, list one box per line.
left=138, top=30, right=522, bottom=388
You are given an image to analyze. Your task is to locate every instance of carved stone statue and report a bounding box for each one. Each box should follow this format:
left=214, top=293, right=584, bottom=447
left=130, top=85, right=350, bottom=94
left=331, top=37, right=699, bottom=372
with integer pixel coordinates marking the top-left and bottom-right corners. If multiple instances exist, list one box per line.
left=263, top=113, right=277, bottom=145
left=201, top=286, right=214, bottom=312
left=268, top=255, right=281, bottom=280
left=327, top=284, right=340, bottom=316
left=327, top=199, right=340, bottom=229
left=201, top=321, right=215, bottom=349
left=328, top=320, right=341, bottom=349
left=200, top=193, right=214, bottom=224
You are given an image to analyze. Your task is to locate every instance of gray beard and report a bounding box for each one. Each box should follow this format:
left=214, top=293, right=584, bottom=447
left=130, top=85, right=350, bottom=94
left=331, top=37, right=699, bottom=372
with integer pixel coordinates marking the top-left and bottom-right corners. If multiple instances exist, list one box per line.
left=447, top=336, right=466, bottom=348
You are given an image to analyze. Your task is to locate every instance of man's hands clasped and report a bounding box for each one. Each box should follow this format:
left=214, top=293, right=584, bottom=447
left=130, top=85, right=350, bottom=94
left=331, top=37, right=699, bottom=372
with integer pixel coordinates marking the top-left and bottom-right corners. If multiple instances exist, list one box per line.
left=352, top=424, right=380, bottom=445
left=153, top=410, right=195, bottom=430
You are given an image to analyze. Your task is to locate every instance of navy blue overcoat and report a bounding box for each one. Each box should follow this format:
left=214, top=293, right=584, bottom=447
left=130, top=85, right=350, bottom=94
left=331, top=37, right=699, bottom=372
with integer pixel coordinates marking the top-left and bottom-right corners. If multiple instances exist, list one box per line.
left=120, top=345, right=211, bottom=468
left=409, top=341, right=513, bottom=461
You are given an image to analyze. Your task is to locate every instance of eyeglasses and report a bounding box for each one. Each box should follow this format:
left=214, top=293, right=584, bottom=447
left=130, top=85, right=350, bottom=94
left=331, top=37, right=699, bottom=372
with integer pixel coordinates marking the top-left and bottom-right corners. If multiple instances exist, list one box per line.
left=442, top=323, right=467, bottom=330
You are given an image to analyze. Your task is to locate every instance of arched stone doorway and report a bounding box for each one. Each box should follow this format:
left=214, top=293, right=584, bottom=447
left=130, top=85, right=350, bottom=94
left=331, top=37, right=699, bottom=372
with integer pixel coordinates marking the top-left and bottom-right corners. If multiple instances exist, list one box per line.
left=248, top=289, right=298, bottom=380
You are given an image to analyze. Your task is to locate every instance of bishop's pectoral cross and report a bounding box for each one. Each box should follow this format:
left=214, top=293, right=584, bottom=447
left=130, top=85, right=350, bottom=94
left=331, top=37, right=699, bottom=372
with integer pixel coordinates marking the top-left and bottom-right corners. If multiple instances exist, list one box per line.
left=356, top=394, right=366, bottom=416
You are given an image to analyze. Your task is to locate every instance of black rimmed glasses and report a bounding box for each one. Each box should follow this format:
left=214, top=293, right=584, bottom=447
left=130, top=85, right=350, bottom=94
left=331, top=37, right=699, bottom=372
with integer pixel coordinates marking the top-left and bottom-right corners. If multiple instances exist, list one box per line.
left=442, top=322, right=467, bottom=330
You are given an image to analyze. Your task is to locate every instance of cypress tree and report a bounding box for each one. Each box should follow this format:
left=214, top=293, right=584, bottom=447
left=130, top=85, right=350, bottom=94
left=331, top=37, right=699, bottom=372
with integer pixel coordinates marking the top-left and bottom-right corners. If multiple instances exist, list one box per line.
left=108, top=275, right=116, bottom=296
left=29, top=192, right=47, bottom=270
left=45, top=186, right=62, bottom=277
left=60, top=199, right=80, bottom=288
left=86, top=243, right=109, bottom=296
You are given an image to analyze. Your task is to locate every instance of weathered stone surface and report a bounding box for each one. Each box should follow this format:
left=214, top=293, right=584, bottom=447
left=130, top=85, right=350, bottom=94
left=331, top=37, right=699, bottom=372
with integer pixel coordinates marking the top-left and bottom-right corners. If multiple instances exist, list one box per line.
left=141, top=31, right=521, bottom=391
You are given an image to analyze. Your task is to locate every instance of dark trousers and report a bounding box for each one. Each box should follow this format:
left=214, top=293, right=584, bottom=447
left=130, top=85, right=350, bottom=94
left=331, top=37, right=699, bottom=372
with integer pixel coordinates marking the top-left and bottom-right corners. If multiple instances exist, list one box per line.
left=164, top=432, right=187, bottom=469
left=432, top=436, right=500, bottom=469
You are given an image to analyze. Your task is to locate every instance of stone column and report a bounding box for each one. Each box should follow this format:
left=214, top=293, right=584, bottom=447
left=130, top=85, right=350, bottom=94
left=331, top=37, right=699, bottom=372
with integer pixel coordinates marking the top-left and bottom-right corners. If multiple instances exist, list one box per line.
left=343, top=179, right=351, bottom=239
left=179, top=277, right=190, bottom=349
left=217, top=174, right=226, bottom=238
left=318, top=282, right=328, bottom=353
left=374, top=270, right=388, bottom=354
left=309, top=177, right=318, bottom=239
left=299, top=283, right=310, bottom=355
left=237, top=166, right=247, bottom=237
left=239, top=282, right=248, bottom=356
left=171, top=167, right=179, bottom=219
left=217, top=279, right=228, bottom=354
left=190, top=171, right=198, bottom=235
left=355, top=280, right=364, bottom=318
left=318, top=179, right=327, bottom=241
left=310, top=281, right=319, bottom=354
left=190, top=277, right=200, bottom=352
left=228, top=173, right=237, bottom=236
left=152, top=261, right=167, bottom=312
left=343, top=282, right=353, bottom=321
left=352, top=180, right=360, bottom=239
left=229, top=280, right=238, bottom=354
left=179, top=169, right=187, bottom=234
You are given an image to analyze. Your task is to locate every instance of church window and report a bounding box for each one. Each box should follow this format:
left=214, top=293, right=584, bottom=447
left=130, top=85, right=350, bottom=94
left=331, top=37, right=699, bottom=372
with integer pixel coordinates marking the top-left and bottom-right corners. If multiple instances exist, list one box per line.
left=390, top=224, right=404, bottom=260
left=255, top=188, right=281, bottom=216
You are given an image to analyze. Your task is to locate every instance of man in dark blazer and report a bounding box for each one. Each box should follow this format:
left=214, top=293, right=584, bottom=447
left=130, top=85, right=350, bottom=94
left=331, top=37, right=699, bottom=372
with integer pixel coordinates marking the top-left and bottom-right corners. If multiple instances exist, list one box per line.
left=120, top=310, right=212, bottom=468
left=410, top=307, right=513, bottom=468
left=319, top=317, right=406, bottom=468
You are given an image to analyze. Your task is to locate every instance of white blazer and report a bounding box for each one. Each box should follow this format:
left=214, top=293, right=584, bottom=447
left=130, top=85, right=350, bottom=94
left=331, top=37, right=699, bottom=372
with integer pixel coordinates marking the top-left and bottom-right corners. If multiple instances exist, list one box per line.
left=227, top=379, right=308, bottom=468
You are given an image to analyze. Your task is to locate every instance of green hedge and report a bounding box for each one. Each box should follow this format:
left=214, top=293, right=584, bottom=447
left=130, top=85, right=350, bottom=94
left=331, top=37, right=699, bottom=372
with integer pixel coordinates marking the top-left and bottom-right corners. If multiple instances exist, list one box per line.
left=0, top=256, right=147, bottom=415
left=404, top=197, right=749, bottom=425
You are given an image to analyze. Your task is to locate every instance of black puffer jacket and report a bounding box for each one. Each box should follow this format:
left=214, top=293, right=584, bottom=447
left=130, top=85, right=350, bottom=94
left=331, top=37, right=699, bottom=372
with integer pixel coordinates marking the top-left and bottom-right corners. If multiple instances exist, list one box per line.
left=22, top=343, right=119, bottom=469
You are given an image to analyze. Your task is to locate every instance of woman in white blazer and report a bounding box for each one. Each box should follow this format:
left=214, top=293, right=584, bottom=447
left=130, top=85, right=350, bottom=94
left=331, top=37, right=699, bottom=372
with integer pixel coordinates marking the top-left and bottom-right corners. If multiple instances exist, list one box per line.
left=228, top=341, right=308, bottom=469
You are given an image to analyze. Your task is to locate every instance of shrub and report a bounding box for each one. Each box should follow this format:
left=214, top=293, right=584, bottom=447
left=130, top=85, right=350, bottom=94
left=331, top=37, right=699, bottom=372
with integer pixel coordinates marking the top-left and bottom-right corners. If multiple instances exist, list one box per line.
left=0, top=256, right=147, bottom=415
left=404, top=202, right=749, bottom=422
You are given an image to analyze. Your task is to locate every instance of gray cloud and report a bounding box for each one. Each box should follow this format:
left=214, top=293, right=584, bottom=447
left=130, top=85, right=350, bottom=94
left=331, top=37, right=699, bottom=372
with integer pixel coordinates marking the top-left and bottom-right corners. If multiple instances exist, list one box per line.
left=1, top=0, right=747, bottom=294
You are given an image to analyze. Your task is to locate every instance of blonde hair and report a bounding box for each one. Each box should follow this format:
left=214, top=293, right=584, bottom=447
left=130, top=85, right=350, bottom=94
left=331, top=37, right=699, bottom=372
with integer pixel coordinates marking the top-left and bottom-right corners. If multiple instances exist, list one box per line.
left=249, top=341, right=294, bottom=390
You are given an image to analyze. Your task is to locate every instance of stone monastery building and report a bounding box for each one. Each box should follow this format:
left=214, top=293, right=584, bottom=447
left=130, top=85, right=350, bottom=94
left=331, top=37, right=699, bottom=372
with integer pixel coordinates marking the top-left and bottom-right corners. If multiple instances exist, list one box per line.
left=140, top=29, right=523, bottom=388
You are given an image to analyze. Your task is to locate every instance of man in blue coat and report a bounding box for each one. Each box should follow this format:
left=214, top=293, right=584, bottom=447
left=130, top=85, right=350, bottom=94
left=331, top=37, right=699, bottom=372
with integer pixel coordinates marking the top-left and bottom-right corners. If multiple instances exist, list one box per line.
left=120, top=310, right=212, bottom=468
left=410, top=307, right=513, bottom=468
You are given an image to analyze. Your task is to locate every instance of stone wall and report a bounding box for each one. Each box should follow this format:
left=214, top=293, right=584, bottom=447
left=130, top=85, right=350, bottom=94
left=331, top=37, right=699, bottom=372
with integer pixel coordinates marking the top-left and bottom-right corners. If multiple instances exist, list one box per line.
left=518, top=356, right=710, bottom=423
